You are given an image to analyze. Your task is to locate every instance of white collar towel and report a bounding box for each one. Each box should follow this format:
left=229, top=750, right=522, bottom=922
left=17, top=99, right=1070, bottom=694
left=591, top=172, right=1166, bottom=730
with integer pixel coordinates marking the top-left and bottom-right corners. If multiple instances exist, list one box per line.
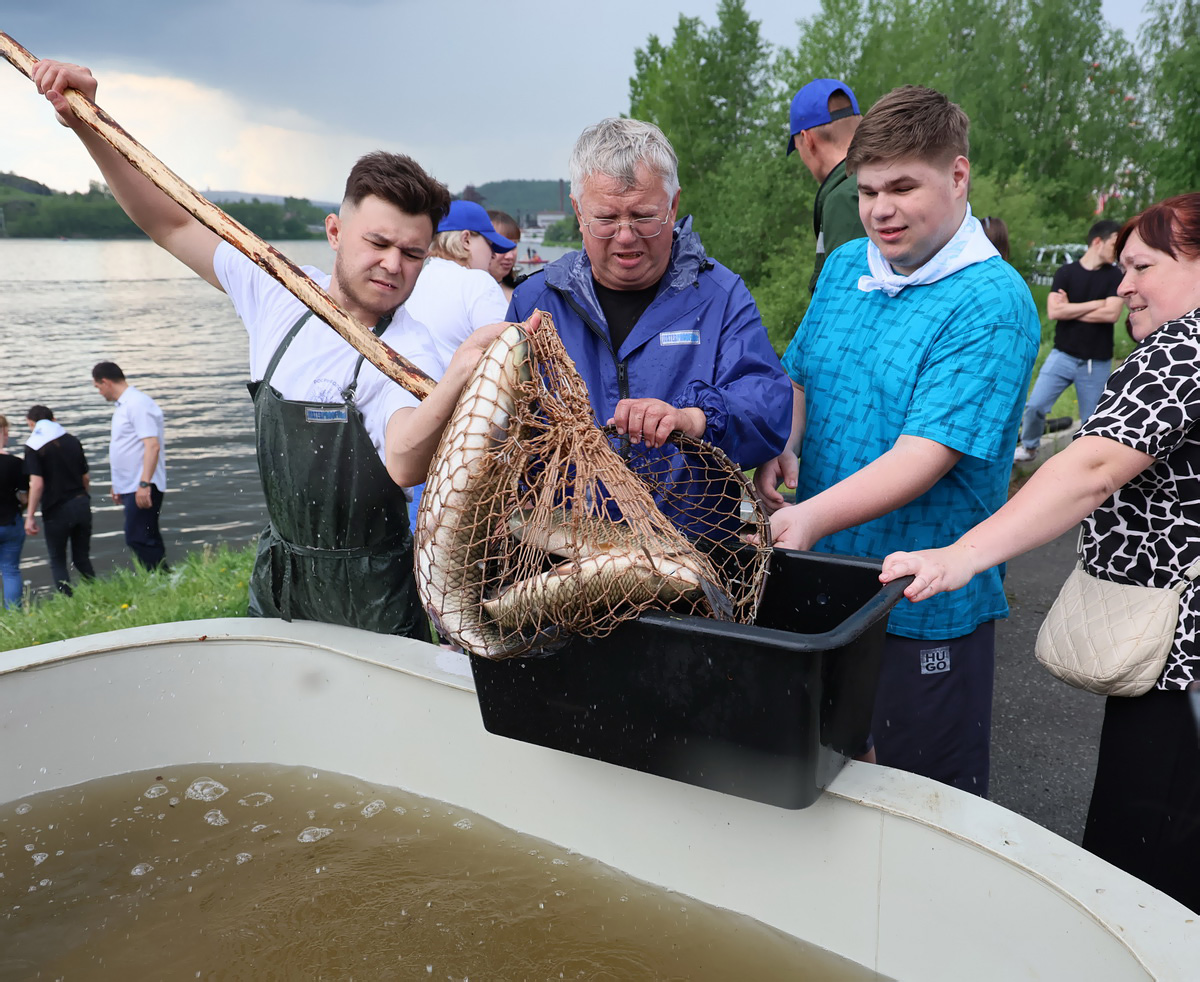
left=25, top=419, right=67, bottom=451
left=857, top=206, right=999, bottom=297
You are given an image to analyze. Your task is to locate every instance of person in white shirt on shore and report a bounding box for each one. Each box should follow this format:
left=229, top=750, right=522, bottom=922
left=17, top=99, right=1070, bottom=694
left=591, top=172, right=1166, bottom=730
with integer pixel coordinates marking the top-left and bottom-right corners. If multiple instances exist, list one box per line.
left=92, top=361, right=169, bottom=570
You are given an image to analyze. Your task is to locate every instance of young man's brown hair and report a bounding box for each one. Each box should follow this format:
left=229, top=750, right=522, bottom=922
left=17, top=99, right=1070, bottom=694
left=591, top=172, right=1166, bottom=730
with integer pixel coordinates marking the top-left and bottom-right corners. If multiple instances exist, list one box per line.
left=845, top=85, right=969, bottom=174
left=342, top=151, right=451, bottom=230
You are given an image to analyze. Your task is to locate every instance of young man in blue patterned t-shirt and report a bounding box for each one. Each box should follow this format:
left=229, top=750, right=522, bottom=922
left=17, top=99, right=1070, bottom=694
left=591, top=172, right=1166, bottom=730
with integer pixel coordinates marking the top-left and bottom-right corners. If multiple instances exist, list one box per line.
left=755, top=86, right=1041, bottom=796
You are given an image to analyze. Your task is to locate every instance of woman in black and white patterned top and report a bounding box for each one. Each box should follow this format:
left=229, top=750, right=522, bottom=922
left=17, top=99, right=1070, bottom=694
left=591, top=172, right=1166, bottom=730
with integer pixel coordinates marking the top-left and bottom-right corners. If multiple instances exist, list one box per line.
left=879, top=192, right=1200, bottom=915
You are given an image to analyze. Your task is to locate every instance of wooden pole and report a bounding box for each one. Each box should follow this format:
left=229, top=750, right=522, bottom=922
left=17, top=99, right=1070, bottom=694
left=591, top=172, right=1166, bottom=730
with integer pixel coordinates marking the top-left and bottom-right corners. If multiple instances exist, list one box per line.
left=0, top=33, right=437, bottom=400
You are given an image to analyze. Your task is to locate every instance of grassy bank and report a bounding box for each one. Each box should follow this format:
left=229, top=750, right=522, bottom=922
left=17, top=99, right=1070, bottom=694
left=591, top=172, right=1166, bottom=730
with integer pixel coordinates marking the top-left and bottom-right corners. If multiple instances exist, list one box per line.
left=0, top=543, right=254, bottom=652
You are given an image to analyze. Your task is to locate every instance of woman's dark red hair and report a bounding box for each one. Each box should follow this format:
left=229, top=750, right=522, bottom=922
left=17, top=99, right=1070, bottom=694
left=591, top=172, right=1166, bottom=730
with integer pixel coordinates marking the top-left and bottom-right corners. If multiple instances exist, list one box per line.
left=1116, top=192, right=1200, bottom=260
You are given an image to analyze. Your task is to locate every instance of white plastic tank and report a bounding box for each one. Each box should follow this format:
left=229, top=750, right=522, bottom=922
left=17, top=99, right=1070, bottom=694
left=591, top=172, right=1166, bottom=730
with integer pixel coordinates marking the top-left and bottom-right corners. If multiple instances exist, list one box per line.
left=0, top=619, right=1195, bottom=980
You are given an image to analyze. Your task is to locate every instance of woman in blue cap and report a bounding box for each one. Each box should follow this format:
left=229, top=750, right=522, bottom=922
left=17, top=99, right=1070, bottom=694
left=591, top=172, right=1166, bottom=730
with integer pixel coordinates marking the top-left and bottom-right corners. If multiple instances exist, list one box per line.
left=402, top=199, right=516, bottom=531
left=405, top=199, right=516, bottom=369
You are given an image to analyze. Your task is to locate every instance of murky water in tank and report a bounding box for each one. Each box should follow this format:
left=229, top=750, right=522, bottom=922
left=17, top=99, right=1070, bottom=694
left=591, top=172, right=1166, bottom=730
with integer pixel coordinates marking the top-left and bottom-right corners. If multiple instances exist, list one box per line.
left=0, top=763, right=888, bottom=980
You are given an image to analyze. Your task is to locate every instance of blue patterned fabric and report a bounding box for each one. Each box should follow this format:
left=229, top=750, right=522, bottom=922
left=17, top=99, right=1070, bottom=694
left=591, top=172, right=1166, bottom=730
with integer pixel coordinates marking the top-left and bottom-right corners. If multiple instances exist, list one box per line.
left=781, top=241, right=1041, bottom=638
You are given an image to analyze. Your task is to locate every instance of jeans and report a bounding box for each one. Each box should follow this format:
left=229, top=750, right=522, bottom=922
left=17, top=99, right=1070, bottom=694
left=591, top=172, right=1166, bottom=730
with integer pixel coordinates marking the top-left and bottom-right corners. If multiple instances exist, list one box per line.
left=122, top=486, right=167, bottom=570
left=0, top=515, right=25, bottom=608
left=1019, top=348, right=1111, bottom=449
left=42, top=494, right=95, bottom=594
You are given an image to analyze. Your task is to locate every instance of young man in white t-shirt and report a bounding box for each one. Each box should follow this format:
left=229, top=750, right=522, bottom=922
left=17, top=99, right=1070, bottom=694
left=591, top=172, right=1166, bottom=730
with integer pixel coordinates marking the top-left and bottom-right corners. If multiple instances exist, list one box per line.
left=36, top=59, right=523, bottom=636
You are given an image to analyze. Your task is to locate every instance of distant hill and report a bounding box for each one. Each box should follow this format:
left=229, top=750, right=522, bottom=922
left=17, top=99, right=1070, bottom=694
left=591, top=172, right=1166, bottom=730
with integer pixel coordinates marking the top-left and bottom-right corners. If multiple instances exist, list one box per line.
left=0, top=174, right=324, bottom=240
left=203, top=180, right=574, bottom=228
left=1, top=170, right=571, bottom=237
left=0, top=171, right=55, bottom=196
left=456, top=180, right=570, bottom=225
left=205, top=190, right=340, bottom=213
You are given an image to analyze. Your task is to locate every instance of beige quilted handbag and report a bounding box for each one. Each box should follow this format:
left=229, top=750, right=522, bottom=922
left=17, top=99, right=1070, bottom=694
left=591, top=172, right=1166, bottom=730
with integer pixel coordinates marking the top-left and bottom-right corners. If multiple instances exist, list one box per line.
left=1035, top=559, right=1200, bottom=697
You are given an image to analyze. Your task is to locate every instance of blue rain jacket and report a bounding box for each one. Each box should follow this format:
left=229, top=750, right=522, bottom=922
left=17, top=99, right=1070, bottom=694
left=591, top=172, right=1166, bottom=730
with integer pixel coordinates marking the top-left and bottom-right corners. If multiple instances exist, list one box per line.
left=508, top=216, right=791, bottom=471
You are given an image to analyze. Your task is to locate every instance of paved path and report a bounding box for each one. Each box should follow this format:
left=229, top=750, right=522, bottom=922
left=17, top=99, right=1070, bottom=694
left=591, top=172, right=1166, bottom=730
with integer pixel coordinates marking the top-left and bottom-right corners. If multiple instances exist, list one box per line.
left=989, top=524, right=1104, bottom=844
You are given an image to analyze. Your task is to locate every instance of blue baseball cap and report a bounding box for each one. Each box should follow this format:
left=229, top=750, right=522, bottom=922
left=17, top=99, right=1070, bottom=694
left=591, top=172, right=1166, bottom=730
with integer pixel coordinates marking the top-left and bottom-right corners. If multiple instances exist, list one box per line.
left=438, top=199, right=516, bottom=251
left=786, top=78, right=861, bottom=154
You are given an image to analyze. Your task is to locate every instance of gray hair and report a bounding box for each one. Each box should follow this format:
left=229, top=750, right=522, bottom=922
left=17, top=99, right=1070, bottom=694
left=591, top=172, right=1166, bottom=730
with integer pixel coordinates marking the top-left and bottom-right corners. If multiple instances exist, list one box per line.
left=569, top=118, right=680, bottom=201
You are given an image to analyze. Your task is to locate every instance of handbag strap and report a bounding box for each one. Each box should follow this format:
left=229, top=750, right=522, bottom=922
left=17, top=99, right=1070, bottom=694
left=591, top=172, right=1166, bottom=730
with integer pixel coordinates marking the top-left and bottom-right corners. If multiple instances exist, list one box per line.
left=1076, top=525, right=1200, bottom=595
left=1172, top=560, right=1200, bottom=596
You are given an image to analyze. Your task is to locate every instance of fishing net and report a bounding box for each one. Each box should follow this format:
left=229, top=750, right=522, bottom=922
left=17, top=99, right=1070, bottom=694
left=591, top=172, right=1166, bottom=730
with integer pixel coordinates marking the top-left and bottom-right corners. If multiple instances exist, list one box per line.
left=414, top=311, right=772, bottom=659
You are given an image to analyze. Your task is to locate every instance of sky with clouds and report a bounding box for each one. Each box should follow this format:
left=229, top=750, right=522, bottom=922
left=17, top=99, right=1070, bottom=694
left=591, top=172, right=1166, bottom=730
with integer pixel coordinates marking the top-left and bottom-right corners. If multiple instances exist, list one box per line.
left=0, top=0, right=1149, bottom=202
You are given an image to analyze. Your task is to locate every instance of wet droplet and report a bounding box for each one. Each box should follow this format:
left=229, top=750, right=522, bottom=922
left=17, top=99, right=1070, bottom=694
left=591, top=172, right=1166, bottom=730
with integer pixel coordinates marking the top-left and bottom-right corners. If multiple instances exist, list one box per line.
left=235, top=852, right=252, bottom=865
left=131, top=863, right=153, bottom=876
left=238, top=792, right=273, bottom=808
left=297, top=827, right=333, bottom=843
left=32, top=853, right=48, bottom=866
left=204, top=810, right=228, bottom=827
left=15, top=803, right=32, bottom=816
left=361, top=800, right=385, bottom=819
left=185, top=778, right=228, bottom=802
left=143, top=784, right=169, bottom=799
left=453, top=818, right=472, bottom=830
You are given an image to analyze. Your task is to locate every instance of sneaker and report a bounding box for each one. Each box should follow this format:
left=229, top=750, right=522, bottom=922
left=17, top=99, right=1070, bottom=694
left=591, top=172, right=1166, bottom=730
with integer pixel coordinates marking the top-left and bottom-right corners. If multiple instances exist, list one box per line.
left=1013, top=444, right=1038, bottom=463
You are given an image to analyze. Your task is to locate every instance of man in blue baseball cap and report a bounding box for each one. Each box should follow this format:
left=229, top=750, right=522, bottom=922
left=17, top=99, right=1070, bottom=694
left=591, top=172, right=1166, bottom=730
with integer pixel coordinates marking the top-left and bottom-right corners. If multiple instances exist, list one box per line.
left=787, top=78, right=863, bottom=293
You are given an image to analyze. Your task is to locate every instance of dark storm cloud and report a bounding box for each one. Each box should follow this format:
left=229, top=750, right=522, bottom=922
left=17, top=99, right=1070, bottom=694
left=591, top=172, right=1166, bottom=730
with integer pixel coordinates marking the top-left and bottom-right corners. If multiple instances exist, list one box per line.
left=3, top=0, right=635, bottom=187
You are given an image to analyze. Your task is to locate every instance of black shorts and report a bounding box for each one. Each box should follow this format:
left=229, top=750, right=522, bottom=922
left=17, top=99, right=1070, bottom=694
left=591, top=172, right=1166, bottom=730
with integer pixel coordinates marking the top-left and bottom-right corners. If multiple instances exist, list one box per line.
left=869, top=621, right=996, bottom=797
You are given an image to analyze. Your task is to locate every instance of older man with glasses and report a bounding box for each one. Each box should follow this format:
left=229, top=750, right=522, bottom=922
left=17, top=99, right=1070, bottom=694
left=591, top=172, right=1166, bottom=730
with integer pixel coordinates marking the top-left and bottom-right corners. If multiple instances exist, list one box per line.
left=508, top=117, right=791, bottom=521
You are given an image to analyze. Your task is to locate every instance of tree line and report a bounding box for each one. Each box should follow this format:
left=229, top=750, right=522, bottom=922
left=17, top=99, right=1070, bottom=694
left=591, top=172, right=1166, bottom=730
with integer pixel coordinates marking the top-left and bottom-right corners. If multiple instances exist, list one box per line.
left=628, top=0, right=1198, bottom=350
left=1, top=173, right=573, bottom=242
left=0, top=182, right=330, bottom=240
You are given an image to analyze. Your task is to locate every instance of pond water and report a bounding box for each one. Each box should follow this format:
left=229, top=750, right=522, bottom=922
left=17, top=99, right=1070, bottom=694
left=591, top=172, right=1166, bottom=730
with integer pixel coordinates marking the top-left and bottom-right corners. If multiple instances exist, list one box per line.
left=0, top=237, right=573, bottom=595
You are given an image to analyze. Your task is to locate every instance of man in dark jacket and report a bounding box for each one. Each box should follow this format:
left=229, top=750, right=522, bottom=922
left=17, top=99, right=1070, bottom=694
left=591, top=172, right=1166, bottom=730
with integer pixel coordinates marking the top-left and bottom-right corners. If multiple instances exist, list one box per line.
left=23, top=405, right=95, bottom=594
left=508, top=117, right=791, bottom=525
left=787, top=78, right=864, bottom=293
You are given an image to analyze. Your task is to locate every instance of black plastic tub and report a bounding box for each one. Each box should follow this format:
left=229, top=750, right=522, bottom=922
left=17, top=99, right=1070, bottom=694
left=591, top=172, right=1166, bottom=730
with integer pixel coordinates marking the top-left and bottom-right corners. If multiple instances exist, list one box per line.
left=469, top=549, right=910, bottom=809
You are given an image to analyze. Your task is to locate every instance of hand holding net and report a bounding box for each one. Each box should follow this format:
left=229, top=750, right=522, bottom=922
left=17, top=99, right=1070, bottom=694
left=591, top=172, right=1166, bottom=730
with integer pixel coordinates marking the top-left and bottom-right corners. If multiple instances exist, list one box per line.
left=415, top=312, right=771, bottom=659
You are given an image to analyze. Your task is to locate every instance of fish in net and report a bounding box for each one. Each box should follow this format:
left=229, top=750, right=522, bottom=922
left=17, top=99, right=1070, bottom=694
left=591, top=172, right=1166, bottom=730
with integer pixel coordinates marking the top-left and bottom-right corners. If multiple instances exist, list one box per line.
left=414, top=311, right=771, bottom=659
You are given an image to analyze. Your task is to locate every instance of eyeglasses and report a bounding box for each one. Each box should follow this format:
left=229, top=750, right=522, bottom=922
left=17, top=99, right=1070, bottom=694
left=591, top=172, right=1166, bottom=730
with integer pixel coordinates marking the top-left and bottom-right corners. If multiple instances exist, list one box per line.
left=581, top=215, right=671, bottom=239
